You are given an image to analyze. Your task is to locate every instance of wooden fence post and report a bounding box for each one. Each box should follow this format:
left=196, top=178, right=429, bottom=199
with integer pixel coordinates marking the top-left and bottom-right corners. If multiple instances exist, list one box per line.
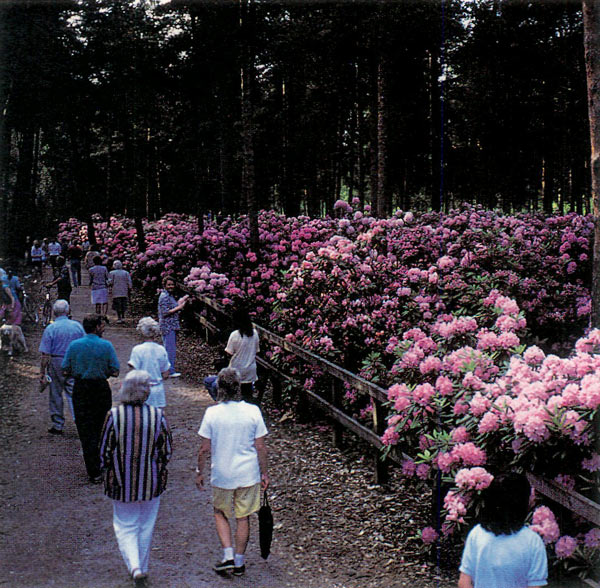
left=330, top=379, right=345, bottom=449
left=372, top=397, right=389, bottom=485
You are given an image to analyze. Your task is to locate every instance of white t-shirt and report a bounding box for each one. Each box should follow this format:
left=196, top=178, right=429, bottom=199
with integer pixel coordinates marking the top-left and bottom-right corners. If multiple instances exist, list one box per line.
left=225, top=329, right=259, bottom=383
left=460, top=524, right=548, bottom=588
left=128, top=341, right=171, bottom=407
left=48, top=242, right=61, bottom=256
left=198, top=401, right=268, bottom=489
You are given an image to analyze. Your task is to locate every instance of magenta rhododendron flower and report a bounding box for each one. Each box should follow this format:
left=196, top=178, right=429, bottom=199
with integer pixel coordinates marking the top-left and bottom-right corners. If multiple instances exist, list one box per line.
left=584, top=528, right=600, bottom=549
left=421, top=526, right=439, bottom=544
left=555, top=536, right=578, bottom=559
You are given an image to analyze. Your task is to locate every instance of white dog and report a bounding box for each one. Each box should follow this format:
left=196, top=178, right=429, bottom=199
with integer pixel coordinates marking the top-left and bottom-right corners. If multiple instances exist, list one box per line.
left=0, top=324, right=28, bottom=356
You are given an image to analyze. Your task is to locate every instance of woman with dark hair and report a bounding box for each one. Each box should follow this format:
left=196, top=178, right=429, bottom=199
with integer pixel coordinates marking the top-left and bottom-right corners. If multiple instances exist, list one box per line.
left=458, top=473, right=548, bottom=588
left=157, top=276, right=189, bottom=378
left=89, top=255, right=109, bottom=316
left=45, top=256, right=72, bottom=304
left=100, top=370, right=172, bottom=588
left=224, top=308, right=260, bottom=402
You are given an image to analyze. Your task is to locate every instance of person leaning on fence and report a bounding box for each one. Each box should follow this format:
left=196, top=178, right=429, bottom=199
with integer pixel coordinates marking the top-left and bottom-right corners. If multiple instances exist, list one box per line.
left=157, top=276, right=189, bottom=378
left=62, top=314, right=120, bottom=483
left=108, top=260, right=132, bottom=324
left=196, top=367, right=269, bottom=577
left=39, top=300, right=85, bottom=435
left=100, top=370, right=172, bottom=588
left=458, top=472, right=548, bottom=588
left=128, top=317, right=171, bottom=408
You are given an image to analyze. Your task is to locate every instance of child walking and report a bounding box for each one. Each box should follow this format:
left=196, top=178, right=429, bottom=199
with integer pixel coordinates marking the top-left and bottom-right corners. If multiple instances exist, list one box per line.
left=458, top=473, right=548, bottom=588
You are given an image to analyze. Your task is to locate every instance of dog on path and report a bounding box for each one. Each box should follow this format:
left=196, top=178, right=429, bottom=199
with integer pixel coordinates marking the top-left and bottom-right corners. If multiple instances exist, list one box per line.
left=0, top=324, right=28, bottom=356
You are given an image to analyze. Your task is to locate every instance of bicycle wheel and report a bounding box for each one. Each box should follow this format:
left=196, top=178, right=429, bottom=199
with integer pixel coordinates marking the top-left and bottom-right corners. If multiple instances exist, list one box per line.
left=23, top=298, right=39, bottom=324
left=42, top=301, right=52, bottom=326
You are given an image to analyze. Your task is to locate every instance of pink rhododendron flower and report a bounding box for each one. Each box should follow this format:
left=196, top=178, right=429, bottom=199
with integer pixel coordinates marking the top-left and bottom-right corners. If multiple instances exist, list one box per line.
left=531, top=506, right=560, bottom=544
left=478, top=412, right=500, bottom=434
left=451, top=442, right=486, bottom=466
left=451, top=426, right=470, bottom=443
left=454, top=467, right=494, bottom=491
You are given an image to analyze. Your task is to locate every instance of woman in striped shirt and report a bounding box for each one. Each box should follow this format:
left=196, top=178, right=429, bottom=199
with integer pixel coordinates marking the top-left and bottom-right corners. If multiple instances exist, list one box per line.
left=100, top=370, right=172, bottom=588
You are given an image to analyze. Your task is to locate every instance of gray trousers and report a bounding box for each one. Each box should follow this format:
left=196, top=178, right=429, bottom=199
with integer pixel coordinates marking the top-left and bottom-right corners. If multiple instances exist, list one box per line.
left=48, top=357, right=75, bottom=430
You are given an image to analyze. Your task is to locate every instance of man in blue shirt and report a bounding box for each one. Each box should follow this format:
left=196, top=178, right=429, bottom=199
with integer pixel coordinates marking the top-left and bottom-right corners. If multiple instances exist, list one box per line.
left=39, top=300, right=85, bottom=434
left=63, top=314, right=120, bottom=483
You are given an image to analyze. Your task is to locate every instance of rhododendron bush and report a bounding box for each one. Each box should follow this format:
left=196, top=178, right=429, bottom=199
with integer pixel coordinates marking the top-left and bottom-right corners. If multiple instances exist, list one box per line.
left=59, top=203, right=598, bottom=571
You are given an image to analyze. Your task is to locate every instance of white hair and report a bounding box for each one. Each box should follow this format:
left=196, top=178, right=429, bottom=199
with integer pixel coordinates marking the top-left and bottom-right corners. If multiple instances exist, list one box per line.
left=113, top=260, right=123, bottom=270
left=53, top=299, right=70, bottom=317
left=120, top=370, right=151, bottom=405
left=137, top=316, right=161, bottom=339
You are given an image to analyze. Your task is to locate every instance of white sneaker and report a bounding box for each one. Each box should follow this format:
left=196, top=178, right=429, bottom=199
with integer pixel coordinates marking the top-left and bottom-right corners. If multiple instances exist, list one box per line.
left=170, top=372, right=182, bottom=378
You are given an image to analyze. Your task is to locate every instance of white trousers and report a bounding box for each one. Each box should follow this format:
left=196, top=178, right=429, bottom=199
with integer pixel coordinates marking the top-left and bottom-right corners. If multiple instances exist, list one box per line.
left=112, top=497, right=160, bottom=574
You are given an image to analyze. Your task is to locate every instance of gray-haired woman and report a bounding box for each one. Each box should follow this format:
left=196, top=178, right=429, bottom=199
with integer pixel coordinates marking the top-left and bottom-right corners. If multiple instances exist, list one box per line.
left=108, top=260, right=132, bottom=324
left=128, top=317, right=171, bottom=407
left=100, top=370, right=172, bottom=588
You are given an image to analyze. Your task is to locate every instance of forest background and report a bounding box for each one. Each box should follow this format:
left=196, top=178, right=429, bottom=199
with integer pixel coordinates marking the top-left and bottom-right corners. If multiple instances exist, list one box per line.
left=0, top=0, right=593, bottom=261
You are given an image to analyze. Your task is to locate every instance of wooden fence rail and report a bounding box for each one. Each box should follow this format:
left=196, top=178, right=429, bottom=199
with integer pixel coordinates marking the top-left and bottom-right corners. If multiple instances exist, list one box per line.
left=181, top=285, right=600, bottom=539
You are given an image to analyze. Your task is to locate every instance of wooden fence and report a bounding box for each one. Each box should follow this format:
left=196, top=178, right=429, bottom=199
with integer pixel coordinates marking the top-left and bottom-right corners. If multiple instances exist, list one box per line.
left=182, top=284, right=600, bottom=584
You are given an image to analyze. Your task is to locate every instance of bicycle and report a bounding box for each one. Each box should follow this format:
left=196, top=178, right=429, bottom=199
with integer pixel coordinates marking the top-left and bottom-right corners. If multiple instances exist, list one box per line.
left=21, top=282, right=39, bottom=324
left=40, top=284, right=53, bottom=326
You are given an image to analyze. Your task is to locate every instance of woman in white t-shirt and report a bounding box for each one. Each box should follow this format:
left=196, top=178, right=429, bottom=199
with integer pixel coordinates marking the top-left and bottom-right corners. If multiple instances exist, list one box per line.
left=128, top=317, right=171, bottom=408
left=224, top=309, right=260, bottom=403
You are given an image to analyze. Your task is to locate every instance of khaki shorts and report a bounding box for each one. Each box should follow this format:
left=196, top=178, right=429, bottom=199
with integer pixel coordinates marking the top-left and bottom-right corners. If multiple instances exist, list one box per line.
left=213, top=483, right=261, bottom=519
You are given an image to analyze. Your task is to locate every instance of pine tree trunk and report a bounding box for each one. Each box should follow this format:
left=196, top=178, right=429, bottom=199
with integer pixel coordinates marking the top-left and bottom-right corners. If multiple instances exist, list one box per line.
left=376, top=59, right=389, bottom=218
left=241, top=0, right=259, bottom=252
left=583, top=0, right=600, bottom=328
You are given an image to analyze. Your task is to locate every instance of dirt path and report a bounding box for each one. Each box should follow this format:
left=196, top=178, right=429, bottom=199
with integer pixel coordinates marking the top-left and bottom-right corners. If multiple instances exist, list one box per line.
left=0, top=272, right=461, bottom=588
left=0, top=276, right=306, bottom=588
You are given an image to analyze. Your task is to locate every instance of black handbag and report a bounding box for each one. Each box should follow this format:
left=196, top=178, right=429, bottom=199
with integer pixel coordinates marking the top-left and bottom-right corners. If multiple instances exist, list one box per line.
left=258, top=490, right=273, bottom=559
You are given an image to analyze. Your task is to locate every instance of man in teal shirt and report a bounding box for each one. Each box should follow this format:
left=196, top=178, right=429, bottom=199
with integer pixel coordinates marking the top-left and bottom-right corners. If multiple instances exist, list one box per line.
left=63, top=314, right=119, bottom=483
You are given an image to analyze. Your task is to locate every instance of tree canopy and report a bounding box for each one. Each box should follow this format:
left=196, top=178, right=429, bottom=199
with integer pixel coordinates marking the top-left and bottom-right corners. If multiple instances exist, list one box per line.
left=0, top=0, right=590, bottom=257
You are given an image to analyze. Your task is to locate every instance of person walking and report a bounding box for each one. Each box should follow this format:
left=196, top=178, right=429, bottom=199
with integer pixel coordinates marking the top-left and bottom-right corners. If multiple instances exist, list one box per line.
left=45, top=256, right=72, bottom=304
left=30, top=240, right=43, bottom=277
left=48, top=238, right=62, bottom=269
left=458, top=473, right=548, bottom=588
left=225, top=308, right=260, bottom=403
left=38, top=300, right=85, bottom=434
left=89, top=255, right=109, bottom=316
left=157, top=276, right=189, bottom=378
left=100, top=370, right=172, bottom=588
left=67, top=239, right=83, bottom=288
left=62, top=314, right=119, bottom=483
left=108, top=260, right=132, bottom=324
left=128, top=317, right=171, bottom=408
left=0, top=267, right=16, bottom=328
left=195, top=367, right=269, bottom=577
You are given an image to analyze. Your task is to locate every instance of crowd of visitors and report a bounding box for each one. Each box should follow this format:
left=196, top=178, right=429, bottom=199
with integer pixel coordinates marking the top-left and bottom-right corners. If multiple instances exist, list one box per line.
left=11, top=241, right=549, bottom=588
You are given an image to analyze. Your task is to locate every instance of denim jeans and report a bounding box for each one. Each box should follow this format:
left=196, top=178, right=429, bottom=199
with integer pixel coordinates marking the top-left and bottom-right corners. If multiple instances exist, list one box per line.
left=69, top=260, right=81, bottom=288
left=162, top=330, right=177, bottom=374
